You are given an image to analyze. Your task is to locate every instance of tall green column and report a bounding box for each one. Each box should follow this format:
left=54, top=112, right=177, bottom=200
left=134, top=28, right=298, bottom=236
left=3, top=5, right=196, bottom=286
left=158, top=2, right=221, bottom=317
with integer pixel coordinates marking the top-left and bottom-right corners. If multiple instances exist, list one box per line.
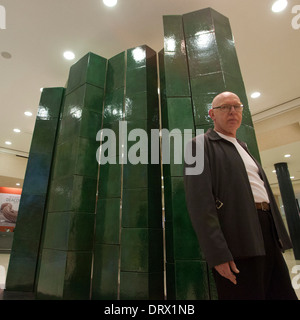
left=275, top=162, right=300, bottom=259
left=160, top=8, right=260, bottom=300
left=36, top=52, right=107, bottom=299
left=159, top=15, right=211, bottom=300
left=5, top=88, right=65, bottom=293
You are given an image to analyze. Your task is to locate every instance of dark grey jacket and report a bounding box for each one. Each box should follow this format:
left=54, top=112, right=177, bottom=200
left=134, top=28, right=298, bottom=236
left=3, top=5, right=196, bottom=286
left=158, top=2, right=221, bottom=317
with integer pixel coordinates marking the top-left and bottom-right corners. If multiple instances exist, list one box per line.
left=184, top=128, right=292, bottom=268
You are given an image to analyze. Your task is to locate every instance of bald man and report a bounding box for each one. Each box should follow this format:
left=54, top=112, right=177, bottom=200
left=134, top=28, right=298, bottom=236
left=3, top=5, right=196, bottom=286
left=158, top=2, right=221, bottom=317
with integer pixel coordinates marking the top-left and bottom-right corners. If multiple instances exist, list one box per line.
left=184, top=92, right=297, bottom=300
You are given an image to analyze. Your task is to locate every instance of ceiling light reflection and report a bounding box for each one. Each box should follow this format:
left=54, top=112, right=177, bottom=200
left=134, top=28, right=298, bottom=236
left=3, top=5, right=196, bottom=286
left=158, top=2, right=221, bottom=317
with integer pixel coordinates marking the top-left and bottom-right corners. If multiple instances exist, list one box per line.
left=70, top=106, right=82, bottom=119
left=132, top=47, right=146, bottom=62
left=37, top=107, right=50, bottom=120
left=195, top=33, right=213, bottom=49
left=165, top=37, right=176, bottom=52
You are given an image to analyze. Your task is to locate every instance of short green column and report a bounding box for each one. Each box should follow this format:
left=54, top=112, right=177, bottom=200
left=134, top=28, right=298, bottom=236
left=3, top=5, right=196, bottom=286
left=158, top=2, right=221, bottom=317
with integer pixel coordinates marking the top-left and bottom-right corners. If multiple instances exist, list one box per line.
left=275, top=162, right=300, bottom=259
left=5, top=87, right=65, bottom=293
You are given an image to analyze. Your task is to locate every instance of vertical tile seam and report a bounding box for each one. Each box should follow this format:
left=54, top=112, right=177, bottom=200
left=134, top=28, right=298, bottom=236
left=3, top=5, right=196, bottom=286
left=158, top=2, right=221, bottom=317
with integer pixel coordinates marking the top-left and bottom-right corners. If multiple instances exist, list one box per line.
left=156, top=51, right=167, bottom=300
left=117, top=49, right=127, bottom=300
left=210, top=11, right=232, bottom=91
left=181, top=15, right=197, bottom=132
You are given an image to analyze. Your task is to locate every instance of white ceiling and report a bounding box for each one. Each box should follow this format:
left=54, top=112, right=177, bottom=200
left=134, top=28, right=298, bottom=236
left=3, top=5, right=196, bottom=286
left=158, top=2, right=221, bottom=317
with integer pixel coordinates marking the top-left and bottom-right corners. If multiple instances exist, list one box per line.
left=0, top=0, right=299, bottom=197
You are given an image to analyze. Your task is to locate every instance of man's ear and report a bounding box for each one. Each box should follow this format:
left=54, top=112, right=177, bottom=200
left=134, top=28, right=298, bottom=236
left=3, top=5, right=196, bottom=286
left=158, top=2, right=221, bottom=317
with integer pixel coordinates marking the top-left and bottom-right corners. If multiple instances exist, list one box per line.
left=208, top=108, right=215, bottom=120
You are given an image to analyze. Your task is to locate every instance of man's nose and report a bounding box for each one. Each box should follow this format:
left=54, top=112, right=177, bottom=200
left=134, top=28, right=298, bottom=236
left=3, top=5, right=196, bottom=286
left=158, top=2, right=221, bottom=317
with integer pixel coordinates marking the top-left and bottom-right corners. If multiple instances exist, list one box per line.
left=229, top=106, right=237, bottom=113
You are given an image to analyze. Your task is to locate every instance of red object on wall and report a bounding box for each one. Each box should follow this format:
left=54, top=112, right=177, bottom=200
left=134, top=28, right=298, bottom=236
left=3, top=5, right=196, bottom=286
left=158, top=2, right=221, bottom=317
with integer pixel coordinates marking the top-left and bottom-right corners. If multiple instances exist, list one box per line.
left=0, top=187, right=22, bottom=195
left=0, top=187, right=22, bottom=232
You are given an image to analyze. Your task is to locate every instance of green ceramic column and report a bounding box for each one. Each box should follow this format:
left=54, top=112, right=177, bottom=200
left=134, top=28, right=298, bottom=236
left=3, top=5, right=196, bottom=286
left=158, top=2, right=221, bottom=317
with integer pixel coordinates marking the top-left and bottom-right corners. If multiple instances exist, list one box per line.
left=5, top=87, right=65, bottom=292
left=91, top=51, right=125, bottom=299
left=120, top=45, right=163, bottom=300
left=160, top=15, right=212, bottom=300
left=161, top=8, right=260, bottom=300
left=275, top=162, right=300, bottom=259
left=36, top=52, right=107, bottom=299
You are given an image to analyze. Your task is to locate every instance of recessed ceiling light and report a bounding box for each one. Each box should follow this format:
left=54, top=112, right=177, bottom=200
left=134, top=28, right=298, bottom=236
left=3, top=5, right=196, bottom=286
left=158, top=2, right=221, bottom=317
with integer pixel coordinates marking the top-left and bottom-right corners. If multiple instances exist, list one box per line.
left=272, top=170, right=276, bottom=173
left=290, top=176, right=295, bottom=179
left=16, top=183, right=20, bottom=186
left=251, top=92, right=261, bottom=99
left=63, top=51, right=75, bottom=60
left=13, top=128, right=21, bottom=133
left=1, top=52, right=12, bottom=59
left=284, top=154, right=291, bottom=158
left=272, top=0, right=288, bottom=13
left=5, top=141, right=12, bottom=145
left=103, top=0, right=118, bottom=7
left=24, top=111, right=33, bottom=117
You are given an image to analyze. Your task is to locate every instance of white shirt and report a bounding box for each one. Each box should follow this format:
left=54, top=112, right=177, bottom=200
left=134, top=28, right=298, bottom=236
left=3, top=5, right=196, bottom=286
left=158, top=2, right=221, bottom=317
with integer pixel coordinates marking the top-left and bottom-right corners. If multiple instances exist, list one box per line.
left=216, top=131, right=270, bottom=203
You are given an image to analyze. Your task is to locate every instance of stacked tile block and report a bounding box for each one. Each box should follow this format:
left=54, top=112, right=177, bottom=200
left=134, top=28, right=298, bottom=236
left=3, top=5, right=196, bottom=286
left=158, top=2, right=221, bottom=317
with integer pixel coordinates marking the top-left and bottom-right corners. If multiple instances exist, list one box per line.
left=92, top=46, right=163, bottom=300
left=159, top=8, right=260, bottom=299
left=36, top=52, right=107, bottom=299
left=5, top=87, right=65, bottom=292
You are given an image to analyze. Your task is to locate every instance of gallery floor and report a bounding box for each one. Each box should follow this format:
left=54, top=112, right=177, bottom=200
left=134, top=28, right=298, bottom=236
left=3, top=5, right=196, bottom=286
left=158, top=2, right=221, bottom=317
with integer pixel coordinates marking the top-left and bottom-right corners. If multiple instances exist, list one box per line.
left=0, top=250, right=299, bottom=300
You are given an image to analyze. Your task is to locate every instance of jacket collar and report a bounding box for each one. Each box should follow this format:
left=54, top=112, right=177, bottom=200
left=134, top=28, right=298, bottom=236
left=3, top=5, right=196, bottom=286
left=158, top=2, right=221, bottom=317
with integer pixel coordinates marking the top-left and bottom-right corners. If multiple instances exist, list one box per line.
left=206, top=128, right=222, bottom=141
left=206, top=127, right=248, bottom=149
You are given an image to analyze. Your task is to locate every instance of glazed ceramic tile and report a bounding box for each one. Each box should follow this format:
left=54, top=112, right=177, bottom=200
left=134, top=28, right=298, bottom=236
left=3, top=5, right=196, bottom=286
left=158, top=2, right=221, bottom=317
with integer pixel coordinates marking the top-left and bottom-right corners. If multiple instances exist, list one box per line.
left=95, top=198, right=121, bottom=245
left=92, top=244, right=119, bottom=299
left=175, top=260, right=210, bottom=300
left=106, top=51, right=125, bottom=93
left=66, top=52, right=107, bottom=94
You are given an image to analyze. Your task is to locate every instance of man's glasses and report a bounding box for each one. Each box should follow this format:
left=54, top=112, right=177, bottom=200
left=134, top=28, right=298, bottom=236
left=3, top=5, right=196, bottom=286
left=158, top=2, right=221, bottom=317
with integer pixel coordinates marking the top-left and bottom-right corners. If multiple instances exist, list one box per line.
left=213, top=104, right=244, bottom=113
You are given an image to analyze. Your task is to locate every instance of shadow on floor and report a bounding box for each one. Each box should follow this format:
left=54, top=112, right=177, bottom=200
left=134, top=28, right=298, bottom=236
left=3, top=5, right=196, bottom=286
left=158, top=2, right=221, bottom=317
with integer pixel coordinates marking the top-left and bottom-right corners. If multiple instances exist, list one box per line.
left=0, top=289, right=35, bottom=300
